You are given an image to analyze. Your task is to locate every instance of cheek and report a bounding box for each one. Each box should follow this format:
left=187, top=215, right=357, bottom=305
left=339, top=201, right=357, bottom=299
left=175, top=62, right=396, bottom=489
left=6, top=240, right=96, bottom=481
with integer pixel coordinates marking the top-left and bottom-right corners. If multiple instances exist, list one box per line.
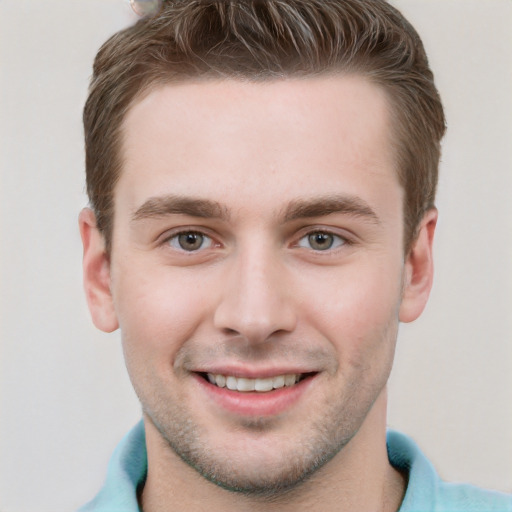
left=112, top=264, right=216, bottom=360
left=113, top=269, right=208, bottom=404
left=309, top=265, right=402, bottom=327
left=302, top=260, right=403, bottom=364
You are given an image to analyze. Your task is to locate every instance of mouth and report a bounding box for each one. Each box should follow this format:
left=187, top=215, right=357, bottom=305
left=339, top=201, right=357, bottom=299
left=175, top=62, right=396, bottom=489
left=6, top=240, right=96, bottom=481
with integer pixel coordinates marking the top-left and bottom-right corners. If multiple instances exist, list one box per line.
left=199, top=372, right=315, bottom=392
left=195, top=370, right=318, bottom=417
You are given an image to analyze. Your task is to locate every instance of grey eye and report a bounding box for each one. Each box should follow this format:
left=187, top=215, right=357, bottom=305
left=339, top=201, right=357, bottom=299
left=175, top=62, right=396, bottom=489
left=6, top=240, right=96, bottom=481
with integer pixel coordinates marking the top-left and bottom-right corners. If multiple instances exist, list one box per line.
left=169, top=232, right=213, bottom=252
left=298, top=232, right=345, bottom=251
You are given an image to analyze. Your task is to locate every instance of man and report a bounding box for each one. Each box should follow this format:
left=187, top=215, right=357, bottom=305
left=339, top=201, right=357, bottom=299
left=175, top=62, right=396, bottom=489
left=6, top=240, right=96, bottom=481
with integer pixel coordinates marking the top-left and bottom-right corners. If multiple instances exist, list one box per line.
left=77, top=1, right=512, bottom=511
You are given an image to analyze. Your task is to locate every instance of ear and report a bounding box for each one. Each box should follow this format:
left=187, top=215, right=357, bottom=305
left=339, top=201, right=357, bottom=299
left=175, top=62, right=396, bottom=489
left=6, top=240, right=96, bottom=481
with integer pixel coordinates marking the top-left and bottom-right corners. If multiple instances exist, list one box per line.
left=399, top=208, right=438, bottom=323
left=78, top=208, right=119, bottom=333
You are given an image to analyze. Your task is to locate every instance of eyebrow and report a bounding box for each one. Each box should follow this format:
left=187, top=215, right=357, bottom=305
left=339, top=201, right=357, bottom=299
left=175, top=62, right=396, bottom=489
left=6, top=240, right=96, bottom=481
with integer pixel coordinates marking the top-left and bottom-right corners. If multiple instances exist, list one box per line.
left=132, top=195, right=230, bottom=222
left=282, top=195, right=381, bottom=224
left=131, top=193, right=380, bottom=225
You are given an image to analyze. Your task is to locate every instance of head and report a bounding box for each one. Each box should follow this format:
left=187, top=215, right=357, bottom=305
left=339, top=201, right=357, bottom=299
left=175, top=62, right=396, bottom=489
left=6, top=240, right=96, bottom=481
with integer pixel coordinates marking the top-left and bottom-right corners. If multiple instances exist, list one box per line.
left=80, top=0, right=444, bottom=502
left=84, top=0, right=445, bottom=255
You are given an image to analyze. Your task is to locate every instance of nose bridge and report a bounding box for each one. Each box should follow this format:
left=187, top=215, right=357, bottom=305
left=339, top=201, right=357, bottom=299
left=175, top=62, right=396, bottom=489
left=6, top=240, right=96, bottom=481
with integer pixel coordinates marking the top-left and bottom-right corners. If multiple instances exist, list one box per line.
left=213, top=238, right=296, bottom=343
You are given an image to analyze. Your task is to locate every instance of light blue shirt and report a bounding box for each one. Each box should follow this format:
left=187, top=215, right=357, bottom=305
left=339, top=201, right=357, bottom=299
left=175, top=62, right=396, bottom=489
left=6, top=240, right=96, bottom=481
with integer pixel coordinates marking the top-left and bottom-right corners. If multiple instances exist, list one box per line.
left=78, top=421, right=512, bottom=512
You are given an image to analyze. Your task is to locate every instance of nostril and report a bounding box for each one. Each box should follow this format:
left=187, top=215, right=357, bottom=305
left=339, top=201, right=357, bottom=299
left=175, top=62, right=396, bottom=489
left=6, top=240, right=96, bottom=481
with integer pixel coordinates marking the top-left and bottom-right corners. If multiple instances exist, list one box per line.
left=222, top=327, right=240, bottom=337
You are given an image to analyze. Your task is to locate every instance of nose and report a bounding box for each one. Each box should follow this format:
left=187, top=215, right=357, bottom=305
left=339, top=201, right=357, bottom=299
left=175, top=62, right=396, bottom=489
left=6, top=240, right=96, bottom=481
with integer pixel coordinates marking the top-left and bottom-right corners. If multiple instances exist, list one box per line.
left=213, top=243, right=297, bottom=344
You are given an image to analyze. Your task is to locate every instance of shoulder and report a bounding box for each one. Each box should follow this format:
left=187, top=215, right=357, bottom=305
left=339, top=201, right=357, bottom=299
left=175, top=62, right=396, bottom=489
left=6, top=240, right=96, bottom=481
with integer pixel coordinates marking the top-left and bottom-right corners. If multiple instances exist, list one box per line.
left=436, top=482, right=512, bottom=512
left=77, top=421, right=147, bottom=512
left=387, top=430, right=512, bottom=512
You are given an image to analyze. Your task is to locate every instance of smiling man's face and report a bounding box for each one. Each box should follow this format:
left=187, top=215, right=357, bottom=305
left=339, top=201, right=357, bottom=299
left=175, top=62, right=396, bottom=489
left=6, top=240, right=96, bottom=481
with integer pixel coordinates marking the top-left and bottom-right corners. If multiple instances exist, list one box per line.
left=81, top=75, right=435, bottom=495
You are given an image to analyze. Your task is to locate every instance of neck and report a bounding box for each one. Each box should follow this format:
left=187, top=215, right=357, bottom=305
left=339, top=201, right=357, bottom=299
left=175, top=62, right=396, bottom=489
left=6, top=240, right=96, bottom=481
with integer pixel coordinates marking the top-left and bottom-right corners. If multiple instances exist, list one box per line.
left=141, top=389, right=405, bottom=512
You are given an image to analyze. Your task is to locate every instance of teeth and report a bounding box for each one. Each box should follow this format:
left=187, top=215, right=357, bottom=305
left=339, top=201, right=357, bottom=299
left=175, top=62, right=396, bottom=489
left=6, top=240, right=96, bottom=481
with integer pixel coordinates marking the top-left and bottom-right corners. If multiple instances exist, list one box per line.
left=226, top=376, right=238, bottom=391
left=284, top=374, right=296, bottom=386
left=254, top=377, right=273, bottom=392
left=273, top=375, right=285, bottom=388
left=206, top=373, right=301, bottom=392
left=236, top=377, right=255, bottom=392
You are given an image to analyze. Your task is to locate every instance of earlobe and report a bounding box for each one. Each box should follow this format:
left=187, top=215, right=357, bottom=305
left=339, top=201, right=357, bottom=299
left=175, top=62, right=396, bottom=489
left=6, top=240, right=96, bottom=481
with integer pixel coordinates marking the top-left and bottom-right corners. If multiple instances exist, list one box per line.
left=79, top=208, right=119, bottom=333
left=399, top=208, right=438, bottom=323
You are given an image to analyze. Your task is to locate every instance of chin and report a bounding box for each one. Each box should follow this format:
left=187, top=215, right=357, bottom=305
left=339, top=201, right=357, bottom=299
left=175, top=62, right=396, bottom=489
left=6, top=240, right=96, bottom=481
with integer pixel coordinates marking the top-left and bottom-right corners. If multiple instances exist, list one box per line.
left=176, top=443, right=338, bottom=498
left=147, top=406, right=353, bottom=499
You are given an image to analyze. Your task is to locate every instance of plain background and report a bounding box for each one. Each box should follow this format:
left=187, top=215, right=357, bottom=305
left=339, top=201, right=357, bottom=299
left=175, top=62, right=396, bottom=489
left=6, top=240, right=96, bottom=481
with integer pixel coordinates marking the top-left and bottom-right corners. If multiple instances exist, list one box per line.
left=0, top=1, right=511, bottom=510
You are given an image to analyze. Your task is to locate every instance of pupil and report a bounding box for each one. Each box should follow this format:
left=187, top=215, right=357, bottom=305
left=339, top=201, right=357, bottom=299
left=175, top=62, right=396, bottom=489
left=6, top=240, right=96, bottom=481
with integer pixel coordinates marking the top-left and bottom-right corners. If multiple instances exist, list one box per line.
left=309, top=232, right=333, bottom=250
left=179, top=232, right=203, bottom=250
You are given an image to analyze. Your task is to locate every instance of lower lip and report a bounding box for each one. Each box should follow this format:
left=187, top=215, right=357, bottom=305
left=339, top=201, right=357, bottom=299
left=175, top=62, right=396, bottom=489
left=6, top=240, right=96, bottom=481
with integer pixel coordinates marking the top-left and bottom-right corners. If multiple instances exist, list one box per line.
left=194, top=374, right=316, bottom=417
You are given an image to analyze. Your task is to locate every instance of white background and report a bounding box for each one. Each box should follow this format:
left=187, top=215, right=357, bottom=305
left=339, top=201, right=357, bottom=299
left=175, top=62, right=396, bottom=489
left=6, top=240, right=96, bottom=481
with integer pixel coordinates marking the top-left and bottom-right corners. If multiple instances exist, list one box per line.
left=0, top=1, right=511, bottom=511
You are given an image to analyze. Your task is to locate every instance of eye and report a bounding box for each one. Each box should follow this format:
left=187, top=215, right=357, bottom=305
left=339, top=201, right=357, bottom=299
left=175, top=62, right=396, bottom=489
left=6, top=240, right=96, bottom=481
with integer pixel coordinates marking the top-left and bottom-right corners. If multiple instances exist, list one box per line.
left=297, top=231, right=346, bottom=251
left=167, top=231, right=213, bottom=252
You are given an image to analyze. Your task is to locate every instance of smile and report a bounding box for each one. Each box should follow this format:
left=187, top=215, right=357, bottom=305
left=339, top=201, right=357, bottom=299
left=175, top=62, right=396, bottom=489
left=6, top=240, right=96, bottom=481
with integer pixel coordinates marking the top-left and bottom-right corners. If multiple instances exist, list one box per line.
left=205, top=373, right=307, bottom=392
left=196, top=371, right=317, bottom=416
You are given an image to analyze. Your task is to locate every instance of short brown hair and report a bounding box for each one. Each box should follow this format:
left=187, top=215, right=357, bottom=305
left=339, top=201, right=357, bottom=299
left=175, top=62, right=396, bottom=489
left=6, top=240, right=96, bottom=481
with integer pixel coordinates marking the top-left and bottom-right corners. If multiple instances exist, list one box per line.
left=84, top=0, right=445, bottom=253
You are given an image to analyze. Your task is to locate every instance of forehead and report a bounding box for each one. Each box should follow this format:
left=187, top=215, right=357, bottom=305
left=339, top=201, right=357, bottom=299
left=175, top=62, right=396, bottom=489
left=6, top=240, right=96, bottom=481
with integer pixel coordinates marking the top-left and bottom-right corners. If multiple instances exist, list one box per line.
left=117, top=75, right=400, bottom=220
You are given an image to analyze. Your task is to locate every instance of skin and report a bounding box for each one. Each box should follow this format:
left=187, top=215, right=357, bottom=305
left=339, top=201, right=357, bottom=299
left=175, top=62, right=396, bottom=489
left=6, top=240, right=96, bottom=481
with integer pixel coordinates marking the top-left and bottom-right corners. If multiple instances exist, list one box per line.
left=80, top=75, right=437, bottom=511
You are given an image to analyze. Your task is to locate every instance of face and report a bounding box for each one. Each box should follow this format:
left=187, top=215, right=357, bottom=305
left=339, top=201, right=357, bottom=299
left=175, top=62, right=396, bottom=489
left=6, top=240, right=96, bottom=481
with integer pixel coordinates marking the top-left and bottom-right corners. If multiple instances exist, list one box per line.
left=81, top=76, right=435, bottom=495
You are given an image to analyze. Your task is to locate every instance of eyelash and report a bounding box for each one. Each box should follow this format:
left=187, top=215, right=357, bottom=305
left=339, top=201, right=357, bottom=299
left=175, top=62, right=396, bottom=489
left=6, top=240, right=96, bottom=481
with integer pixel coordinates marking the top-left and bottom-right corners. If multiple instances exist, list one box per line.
left=162, top=230, right=216, bottom=252
left=160, top=227, right=352, bottom=254
left=296, top=230, right=349, bottom=252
